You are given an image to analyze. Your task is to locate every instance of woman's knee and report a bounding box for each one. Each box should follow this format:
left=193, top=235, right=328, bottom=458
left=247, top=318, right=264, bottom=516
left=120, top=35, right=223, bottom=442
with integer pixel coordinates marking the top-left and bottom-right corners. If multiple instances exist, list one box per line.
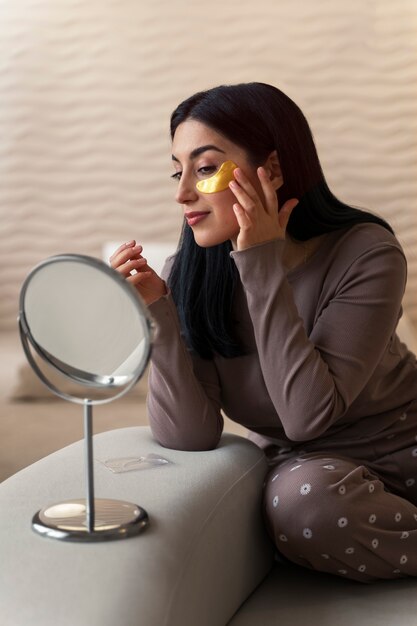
left=263, top=454, right=371, bottom=546
left=262, top=454, right=417, bottom=582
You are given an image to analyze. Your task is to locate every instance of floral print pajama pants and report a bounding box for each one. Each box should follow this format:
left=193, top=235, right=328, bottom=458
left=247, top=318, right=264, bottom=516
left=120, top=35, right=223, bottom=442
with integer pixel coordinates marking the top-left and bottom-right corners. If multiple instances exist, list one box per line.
left=262, top=408, right=417, bottom=582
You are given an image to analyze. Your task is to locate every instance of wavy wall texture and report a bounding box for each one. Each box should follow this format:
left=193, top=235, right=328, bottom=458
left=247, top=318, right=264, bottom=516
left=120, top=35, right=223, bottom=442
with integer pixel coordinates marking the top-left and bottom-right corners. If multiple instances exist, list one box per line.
left=0, top=0, right=416, bottom=330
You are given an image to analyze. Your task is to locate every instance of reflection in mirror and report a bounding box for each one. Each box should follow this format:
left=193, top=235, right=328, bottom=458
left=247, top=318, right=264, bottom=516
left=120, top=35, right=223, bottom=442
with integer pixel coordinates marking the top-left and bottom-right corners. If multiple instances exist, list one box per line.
left=18, top=254, right=153, bottom=541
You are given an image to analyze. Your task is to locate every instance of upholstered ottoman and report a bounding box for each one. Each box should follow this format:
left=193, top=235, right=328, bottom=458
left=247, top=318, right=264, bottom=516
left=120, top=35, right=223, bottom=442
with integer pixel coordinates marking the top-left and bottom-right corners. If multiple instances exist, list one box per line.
left=0, top=427, right=272, bottom=626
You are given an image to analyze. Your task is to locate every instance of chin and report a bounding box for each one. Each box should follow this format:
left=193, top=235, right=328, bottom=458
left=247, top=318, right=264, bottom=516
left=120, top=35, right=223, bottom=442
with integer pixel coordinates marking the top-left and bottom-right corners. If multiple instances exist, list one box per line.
left=192, top=228, right=239, bottom=249
left=193, top=234, right=229, bottom=248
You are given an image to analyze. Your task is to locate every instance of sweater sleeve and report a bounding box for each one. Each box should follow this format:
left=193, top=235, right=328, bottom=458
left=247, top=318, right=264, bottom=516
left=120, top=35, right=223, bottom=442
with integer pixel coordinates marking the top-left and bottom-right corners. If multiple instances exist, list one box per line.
left=231, top=236, right=407, bottom=442
left=146, top=264, right=223, bottom=451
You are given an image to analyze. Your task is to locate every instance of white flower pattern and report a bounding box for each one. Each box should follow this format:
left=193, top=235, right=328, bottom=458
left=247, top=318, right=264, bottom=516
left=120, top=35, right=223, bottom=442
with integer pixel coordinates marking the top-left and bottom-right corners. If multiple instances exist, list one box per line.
left=300, top=483, right=312, bottom=496
left=265, top=438, right=417, bottom=582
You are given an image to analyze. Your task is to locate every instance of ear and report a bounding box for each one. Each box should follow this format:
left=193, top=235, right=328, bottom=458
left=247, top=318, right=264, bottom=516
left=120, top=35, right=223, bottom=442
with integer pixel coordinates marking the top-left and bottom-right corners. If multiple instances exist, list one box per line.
left=262, top=150, right=283, bottom=190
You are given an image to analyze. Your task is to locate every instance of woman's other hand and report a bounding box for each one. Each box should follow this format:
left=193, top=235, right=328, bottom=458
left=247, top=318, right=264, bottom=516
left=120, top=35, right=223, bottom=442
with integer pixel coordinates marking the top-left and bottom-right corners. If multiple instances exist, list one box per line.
left=109, top=240, right=167, bottom=305
left=229, top=167, right=299, bottom=251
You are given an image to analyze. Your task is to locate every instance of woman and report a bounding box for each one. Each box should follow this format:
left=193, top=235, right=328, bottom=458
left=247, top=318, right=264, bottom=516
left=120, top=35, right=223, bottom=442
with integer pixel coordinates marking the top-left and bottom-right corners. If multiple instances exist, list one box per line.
left=110, top=83, right=417, bottom=583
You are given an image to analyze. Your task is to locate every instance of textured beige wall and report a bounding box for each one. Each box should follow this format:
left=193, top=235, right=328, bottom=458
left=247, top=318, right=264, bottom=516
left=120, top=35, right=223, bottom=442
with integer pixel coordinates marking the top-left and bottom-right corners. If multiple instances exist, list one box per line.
left=1, top=0, right=416, bottom=330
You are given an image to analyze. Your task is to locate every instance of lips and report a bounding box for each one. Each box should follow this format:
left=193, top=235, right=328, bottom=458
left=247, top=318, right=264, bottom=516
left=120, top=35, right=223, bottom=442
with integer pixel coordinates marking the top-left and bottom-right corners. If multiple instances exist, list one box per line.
left=185, top=211, right=210, bottom=226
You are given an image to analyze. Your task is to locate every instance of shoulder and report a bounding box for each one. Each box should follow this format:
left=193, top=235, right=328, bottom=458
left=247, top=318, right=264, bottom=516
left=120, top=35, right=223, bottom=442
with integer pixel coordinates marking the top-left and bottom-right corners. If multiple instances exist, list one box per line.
left=333, top=222, right=403, bottom=254
left=326, top=222, right=406, bottom=268
left=324, top=222, right=407, bottom=290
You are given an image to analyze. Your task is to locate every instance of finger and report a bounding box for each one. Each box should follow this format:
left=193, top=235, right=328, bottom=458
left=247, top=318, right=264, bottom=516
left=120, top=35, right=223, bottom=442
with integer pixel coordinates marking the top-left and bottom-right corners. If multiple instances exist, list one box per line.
left=257, top=167, right=278, bottom=215
left=109, top=240, right=136, bottom=263
left=130, top=259, right=158, bottom=279
left=229, top=169, right=261, bottom=213
left=110, top=244, right=143, bottom=269
left=229, top=181, right=258, bottom=214
left=232, top=203, right=252, bottom=231
left=126, top=271, right=153, bottom=286
left=278, top=198, right=299, bottom=231
left=114, top=257, right=148, bottom=277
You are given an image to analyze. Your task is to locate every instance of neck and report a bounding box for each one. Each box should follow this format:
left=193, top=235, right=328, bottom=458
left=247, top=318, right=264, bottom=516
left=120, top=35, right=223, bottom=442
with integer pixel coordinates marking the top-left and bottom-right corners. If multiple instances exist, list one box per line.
left=283, top=235, right=325, bottom=270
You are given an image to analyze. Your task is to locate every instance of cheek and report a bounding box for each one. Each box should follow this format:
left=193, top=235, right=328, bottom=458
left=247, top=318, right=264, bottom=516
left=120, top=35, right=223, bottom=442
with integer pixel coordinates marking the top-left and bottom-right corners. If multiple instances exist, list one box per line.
left=222, top=203, right=238, bottom=223
left=219, top=207, right=240, bottom=243
left=215, top=189, right=237, bottom=215
left=214, top=194, right=239, bottom=228
left=193, top=194, right=240, bottom=247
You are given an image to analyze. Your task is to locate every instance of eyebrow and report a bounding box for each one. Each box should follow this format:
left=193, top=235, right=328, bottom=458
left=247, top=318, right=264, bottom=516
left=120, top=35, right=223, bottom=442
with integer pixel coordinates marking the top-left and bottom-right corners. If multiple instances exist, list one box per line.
left=172, top=144, right=226, bottom=162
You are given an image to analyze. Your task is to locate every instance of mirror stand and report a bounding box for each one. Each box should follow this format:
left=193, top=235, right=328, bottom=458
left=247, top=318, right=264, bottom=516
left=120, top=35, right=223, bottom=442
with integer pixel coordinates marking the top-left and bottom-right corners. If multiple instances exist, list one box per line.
left=19, top=254, right=153, bottom=542
left=32, top=398, right=149, bottom=542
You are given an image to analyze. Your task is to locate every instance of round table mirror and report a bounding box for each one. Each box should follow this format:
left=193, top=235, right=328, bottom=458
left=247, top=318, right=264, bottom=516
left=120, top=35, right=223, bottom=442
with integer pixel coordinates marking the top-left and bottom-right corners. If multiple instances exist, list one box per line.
left=18, top=254, right=153, bottom=542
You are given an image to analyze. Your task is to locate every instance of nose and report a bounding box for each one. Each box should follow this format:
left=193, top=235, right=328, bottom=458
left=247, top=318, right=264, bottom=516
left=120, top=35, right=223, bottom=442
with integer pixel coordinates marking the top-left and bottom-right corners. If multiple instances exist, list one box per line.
left=175, top=173, right=198, bottom=205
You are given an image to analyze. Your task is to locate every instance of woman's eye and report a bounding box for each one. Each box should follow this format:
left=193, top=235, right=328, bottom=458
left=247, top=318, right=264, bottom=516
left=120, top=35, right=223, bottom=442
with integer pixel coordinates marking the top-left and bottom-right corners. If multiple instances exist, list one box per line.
left=197, top=166, right=217, bottom=177
left=170, top=166, right=216, bottom=182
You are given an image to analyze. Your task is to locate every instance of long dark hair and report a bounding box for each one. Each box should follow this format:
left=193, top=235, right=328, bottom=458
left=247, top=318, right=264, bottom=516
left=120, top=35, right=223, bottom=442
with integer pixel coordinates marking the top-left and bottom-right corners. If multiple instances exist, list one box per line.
left=168, top=82, right=393, bottom=359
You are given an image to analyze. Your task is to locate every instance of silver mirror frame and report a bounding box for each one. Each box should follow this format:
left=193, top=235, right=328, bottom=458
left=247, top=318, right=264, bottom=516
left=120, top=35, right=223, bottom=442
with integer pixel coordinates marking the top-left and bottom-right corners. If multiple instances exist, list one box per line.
left=18, top=253, right=154, bottom=542
left=18, top=253, right=153, bottom=405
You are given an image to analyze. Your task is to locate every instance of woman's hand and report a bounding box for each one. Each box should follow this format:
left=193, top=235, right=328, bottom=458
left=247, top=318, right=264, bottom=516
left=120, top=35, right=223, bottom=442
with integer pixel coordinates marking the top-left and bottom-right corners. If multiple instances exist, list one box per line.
left=229, top=167, right=299, bottom=251
left=109, top=240, right=167, bottom=306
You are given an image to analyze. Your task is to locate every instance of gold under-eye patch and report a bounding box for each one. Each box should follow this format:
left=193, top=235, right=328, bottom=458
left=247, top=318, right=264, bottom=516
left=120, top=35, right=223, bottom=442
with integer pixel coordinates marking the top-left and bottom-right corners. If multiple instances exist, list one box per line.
left=196, top=160, right=238, bottom=193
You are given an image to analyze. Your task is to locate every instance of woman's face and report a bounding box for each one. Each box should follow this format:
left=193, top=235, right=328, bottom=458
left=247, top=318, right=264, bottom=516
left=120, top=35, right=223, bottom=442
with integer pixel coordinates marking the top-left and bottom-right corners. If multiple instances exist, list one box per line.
left=171, top=119, right=259, bottom=248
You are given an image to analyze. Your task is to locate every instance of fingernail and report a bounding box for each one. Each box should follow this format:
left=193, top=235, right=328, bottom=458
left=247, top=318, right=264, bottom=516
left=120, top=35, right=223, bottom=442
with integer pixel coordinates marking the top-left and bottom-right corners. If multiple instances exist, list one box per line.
left=125, top=240, right=135, bottom=247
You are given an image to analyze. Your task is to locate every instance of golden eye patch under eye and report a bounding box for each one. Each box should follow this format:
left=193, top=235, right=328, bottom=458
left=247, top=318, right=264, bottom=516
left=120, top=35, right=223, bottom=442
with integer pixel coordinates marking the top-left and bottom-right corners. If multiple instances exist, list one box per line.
left=196, top=160, right=238, bottom=194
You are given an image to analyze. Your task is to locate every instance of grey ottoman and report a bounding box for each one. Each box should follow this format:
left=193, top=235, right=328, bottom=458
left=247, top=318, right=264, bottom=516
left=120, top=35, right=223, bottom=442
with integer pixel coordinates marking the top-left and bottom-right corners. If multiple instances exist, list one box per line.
left=0, top=427, right=272, bottom=626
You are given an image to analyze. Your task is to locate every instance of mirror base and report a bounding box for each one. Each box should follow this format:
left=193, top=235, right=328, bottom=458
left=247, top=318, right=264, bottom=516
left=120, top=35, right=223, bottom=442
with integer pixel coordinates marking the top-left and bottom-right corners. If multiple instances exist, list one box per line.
left=32, top=498, right=149, bottom=542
